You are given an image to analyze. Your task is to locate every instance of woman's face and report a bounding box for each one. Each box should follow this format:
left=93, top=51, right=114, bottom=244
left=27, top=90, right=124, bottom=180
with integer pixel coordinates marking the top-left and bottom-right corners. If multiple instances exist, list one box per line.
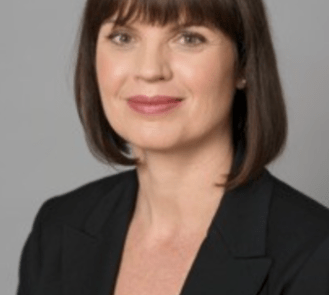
left=96, top=18, right=239, bottom=153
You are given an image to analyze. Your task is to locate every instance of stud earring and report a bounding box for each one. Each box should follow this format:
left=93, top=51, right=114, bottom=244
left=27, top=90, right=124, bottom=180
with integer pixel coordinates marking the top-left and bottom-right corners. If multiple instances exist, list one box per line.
left=237, top=78, right=247, bottom=89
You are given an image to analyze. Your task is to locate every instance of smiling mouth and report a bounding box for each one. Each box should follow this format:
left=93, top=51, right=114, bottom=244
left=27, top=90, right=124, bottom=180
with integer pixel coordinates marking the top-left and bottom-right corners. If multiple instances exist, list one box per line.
left=127, top=96, right=183, bottom=115
left=127, top=95, right=183, bottom=104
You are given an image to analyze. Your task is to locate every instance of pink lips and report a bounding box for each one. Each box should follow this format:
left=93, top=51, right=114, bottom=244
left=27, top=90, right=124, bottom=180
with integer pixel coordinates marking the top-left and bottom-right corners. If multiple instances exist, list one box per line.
left=127, top=95, right=183, bottom=115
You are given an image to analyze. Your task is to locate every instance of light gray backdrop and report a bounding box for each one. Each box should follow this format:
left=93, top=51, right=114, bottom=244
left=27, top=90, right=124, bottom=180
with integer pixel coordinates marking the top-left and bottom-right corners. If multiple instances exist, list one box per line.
left=2, top=0, right=329, bottom=293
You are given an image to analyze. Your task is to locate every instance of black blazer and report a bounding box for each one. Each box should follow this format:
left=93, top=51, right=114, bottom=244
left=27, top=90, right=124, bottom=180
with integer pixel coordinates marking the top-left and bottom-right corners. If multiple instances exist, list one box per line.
left=17, top=167, right=329, bottom=295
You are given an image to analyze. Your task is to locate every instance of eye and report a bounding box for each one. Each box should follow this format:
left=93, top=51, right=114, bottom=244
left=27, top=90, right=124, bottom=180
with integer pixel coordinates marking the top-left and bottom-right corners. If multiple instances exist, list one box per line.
left=107, top=31, right=133, bottom=46
left=106, top=30, right=207, bottom=47
left=177, top=32, right=207, bottom=46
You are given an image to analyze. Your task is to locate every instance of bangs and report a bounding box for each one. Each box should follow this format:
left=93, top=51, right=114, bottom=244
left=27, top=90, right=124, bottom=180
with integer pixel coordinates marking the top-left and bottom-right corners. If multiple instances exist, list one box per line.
left=96, top=0, right=241, bottom=37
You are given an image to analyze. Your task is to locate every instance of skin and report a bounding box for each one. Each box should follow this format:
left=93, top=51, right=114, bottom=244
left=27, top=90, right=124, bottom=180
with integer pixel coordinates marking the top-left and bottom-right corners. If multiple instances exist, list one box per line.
left=96, top=18, right=244, bottom=247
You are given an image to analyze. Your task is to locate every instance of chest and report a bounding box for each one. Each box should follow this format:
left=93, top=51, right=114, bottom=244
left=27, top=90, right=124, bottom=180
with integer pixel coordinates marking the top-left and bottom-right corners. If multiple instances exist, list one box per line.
left=111, top=233, right=205, bottom=295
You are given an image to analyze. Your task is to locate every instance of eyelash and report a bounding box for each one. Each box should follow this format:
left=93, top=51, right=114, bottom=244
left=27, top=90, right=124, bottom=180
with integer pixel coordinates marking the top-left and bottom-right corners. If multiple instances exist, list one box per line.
left=106, top=31, right=207, bottom=47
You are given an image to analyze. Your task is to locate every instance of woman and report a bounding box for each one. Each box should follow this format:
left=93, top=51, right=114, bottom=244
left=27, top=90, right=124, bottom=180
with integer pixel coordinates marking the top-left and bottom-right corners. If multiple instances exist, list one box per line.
left=17, top=0, right=329, bottom=294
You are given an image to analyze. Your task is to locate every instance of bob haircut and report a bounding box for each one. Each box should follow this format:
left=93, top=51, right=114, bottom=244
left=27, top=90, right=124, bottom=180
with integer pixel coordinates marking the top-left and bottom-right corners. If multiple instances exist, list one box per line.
left=74, top=0, right=287, bottom=191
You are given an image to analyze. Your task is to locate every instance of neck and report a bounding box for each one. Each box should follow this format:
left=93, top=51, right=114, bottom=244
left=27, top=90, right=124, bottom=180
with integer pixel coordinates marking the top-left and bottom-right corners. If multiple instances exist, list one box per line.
left=130, top=131, right=234, bottom=242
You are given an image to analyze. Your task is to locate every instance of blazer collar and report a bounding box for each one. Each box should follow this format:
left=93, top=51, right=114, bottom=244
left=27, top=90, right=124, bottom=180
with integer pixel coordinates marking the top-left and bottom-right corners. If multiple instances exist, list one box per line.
left=62, top=144, right=274, bottom=295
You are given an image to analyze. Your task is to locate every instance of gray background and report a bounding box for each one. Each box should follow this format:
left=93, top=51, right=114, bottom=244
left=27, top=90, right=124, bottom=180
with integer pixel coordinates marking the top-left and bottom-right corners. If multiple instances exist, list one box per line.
left=2, top=0, right=329, bottom=293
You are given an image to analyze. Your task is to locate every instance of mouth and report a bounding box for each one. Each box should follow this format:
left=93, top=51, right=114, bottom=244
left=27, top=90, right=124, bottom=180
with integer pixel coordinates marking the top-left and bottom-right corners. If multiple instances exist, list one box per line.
left=127, top=95, right=184, bottom=115
left=127, top=95, right=183, bottom=104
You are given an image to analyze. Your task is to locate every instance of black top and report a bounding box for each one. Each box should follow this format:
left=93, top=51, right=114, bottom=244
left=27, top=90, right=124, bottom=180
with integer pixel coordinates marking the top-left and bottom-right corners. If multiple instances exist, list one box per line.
left=17, top=161, right=329, bottom=294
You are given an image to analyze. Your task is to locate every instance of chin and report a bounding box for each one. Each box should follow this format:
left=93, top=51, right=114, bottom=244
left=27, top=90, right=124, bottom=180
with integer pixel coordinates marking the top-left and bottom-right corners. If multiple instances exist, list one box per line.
left=130, top=136, right=183, bottom=153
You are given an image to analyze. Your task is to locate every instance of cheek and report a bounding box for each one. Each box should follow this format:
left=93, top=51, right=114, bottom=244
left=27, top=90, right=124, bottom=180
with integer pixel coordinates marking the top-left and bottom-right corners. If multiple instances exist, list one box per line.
left=202, top=57, right=234, bottom=93
left=96, top=48, right=109, bottom=88
left=174, top=47, right=236, bottom=133
left=177, top=51, right=235, bottom=112
left=95, top=47, right=130, bottom=136
left=96, top=47, right=128, bottom=99
left=175, top=49, right=236, bottom=103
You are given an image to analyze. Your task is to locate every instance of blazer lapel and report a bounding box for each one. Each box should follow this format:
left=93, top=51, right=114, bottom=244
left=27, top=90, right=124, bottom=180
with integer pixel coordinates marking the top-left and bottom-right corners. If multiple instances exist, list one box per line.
left=62, top=173, right=139, bottom=295
left=62, top=143, right=274, bottom=295
left=180, top=168, right=274, bottom=295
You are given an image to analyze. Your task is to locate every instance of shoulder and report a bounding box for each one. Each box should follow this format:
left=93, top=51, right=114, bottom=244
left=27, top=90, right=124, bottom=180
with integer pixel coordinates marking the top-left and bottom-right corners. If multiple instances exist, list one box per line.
left=267, top=171, right=329, bottom=236
left=31, top=169, right=134, bottom=230
left=265, top=171, right=329, bottom=289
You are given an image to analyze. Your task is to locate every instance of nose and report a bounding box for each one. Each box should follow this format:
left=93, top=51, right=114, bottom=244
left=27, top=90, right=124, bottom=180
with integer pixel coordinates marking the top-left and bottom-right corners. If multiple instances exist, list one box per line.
left=134, top=43, right=172, bottom=82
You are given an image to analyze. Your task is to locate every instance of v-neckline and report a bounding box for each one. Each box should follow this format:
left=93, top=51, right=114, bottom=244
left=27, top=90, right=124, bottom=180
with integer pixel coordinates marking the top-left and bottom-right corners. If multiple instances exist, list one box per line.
left=102, top=175, right=230, bottom=295
left=109, top=205, right=223, bottom=295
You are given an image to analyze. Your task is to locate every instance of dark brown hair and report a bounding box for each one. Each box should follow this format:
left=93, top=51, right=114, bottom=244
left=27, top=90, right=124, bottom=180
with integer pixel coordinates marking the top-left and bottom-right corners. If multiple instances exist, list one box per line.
left=74, top=0, right=287, bottom=191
